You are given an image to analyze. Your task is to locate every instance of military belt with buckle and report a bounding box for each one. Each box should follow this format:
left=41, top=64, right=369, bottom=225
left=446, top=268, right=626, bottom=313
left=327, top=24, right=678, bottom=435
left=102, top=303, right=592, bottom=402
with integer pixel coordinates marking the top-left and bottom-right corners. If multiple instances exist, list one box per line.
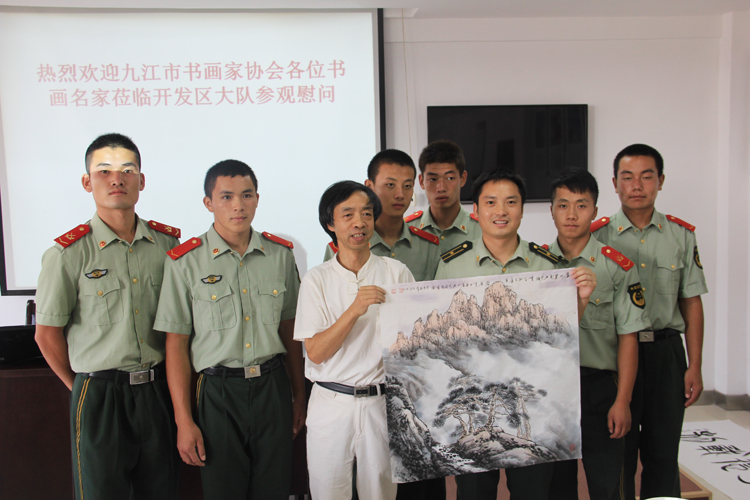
left=638, top=328, right=680, bottom=343
left=202, top=354, right=283, bottom=379
left=316, top=381, right=386, bottom=398
left=86, top=363, right=164, bottom=385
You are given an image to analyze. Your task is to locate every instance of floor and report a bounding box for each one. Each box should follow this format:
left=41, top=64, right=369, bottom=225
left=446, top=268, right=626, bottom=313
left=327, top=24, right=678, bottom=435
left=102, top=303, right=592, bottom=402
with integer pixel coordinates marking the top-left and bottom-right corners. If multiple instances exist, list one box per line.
left=681, top=403, right=750, bottom=500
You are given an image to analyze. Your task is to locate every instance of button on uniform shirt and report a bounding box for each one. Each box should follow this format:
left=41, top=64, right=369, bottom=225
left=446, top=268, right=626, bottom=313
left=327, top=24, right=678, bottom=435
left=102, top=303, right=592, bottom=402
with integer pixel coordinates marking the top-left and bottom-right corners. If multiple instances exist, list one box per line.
left=154, top=225, right=299, bottom=372
left=323, top=223, right=440, bottom=281
left=549, top=236, right=651, bottom=371
left=36, top=213, right=179, bottom=373
left=294, top=254, right=414, bottom=387
left=435, top=237, right=554, bottom=280
left=410, top=207, right=481, bottom=254
left=592, top=209, right=708, bottom=332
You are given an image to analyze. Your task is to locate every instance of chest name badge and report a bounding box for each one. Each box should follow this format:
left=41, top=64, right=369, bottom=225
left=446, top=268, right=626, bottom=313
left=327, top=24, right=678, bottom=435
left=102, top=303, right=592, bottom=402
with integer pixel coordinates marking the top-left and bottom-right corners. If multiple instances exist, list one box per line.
left=201, top=275, right=222, bottom=284
left=84, top=269, right=108, bottom=279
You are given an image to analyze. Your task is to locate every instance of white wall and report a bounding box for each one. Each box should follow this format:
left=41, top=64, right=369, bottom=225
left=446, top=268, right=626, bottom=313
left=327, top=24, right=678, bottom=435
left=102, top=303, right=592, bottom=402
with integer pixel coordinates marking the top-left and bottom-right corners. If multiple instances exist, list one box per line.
left=715, top=11, right=750, bottom=397
left=384, top=15, right=723, bottom=392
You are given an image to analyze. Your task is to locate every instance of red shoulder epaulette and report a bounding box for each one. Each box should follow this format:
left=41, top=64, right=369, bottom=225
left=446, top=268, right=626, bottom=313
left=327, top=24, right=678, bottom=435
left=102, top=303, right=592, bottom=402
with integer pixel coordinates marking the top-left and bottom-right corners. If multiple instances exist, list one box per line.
left=408, top=226, right=439, bottom=245
left=666, top=215, right=695, bottom=232
left=166, top=238, right=201, bottom=260
left=601, top=246, right=634, bottom=271
left=404, top=210, right=423, bottom=223
left=470, top=213, right=478, bottom=221
left=328, top=241, right=338, bottom=254
left=542, top=244, right=550, bottom=250
left=590, top=217, right=610, bottom=232
left=148, top=220, right=181, bottom=239
left=54, top=224, right=90, bottom=248
left=262, top=232, right=294, bottom=249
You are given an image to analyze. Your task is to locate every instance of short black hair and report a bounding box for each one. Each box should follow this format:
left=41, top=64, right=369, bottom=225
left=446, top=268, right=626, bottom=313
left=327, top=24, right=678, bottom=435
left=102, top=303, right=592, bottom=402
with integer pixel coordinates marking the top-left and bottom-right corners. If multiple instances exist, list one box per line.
left=367, top=149, right=416, bottom=182
left=550, top=168, right=599, bottom=204
left=319, top=181, right=382, bottom=245
left=471, top=169, right=527, bottom=205
left=418, top=139, right=466, bottom=174
left=85, top=133, right=141, bottom=174
left=204, top=159, right=258, bottom=198
left=613, top=143, right=664, bottom=178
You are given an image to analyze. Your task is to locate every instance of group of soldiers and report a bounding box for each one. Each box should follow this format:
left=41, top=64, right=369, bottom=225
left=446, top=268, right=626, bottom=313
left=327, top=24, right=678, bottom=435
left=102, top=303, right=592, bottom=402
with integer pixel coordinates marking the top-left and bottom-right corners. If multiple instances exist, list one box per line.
left=34, top=133, right=706, bottom=500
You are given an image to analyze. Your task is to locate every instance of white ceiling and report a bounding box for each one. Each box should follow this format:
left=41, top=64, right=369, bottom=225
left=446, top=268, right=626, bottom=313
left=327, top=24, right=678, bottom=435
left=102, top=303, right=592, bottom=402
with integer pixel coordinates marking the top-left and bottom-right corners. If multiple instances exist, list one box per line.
left=1, top=0, right=749, bottom=19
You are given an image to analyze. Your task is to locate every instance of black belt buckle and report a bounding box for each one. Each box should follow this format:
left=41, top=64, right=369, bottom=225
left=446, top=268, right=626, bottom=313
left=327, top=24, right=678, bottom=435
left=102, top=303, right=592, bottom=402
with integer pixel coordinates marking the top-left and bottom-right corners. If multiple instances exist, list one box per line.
left=129, top=369, right=154, bottom=385
left=354, top=385, right=379, bottom=398
left=638, top=330, right=654, bottom=342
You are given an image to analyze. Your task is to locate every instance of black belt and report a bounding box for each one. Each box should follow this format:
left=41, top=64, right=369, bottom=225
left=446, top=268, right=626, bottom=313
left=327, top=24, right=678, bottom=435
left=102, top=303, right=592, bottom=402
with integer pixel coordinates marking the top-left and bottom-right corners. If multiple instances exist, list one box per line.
left=317, top=381, right=386, bottom=398
left=202, top=354, right=283, bottom=379
left=86, top=363, right=165, bottom=385
left=638, top=328, right=680, bottom=343
left=580, top=367, right=615, bottom=378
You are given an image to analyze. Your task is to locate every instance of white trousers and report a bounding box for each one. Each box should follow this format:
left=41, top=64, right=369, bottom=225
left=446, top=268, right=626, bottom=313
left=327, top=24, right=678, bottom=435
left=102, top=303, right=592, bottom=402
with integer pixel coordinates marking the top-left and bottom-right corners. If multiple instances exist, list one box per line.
left=306, top=383, right=397, bottom=500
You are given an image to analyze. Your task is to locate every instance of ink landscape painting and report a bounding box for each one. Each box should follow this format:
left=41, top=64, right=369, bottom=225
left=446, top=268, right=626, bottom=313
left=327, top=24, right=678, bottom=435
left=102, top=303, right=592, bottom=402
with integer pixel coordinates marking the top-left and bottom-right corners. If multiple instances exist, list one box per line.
left=379, top=270, right=582, bottom=483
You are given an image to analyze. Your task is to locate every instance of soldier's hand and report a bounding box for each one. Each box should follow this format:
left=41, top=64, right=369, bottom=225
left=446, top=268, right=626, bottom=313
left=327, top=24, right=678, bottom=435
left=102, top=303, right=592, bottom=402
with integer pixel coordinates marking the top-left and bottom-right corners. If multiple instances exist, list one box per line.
left=292, top=397, right=307, bottom=439
left=607, top=400, right=631, bottom=439
left=684, top=366, right=704, bottom=407
left=572, top=266, right=597, bottom=302
left=177, top=421, right=206, bottom=466
left=348, top=285, right=386, bottom=318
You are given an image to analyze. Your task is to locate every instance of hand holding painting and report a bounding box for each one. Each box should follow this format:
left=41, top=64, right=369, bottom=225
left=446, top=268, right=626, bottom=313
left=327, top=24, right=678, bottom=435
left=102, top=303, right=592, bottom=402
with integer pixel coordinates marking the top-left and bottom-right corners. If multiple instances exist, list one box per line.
left=349, top=285, right=386, bottom=317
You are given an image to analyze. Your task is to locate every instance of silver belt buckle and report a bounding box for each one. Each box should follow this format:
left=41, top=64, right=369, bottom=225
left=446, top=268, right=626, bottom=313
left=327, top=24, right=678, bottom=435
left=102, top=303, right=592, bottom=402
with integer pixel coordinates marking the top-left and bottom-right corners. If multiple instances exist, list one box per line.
left=129, top=370, right=154, bottom=385
left=244, top=365, right=261, bottom=378
left=353, top=385, right=371, bottom=398
left=639, top=330, right=654, bottom=342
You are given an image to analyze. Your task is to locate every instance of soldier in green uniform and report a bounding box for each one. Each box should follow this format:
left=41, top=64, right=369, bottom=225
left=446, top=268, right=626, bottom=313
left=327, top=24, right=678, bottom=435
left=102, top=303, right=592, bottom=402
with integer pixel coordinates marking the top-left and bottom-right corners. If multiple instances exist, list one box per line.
left=592, top=144, right=707, bottom=500
left=323, top=149, right=441, bottom=283
left=34, top=133, right=181, bottom=500
left=405, top=139, right=481, bottom=253
left=435, top=169, right=596, bottom=500
left=154, top=160, right=305, bottom=500
left=546, top=169, right=650, bottom=500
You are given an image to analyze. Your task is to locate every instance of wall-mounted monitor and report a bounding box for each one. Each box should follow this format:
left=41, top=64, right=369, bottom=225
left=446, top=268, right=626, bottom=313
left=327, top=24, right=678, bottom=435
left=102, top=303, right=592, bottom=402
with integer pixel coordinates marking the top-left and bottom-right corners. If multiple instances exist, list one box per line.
left=427, top=104, right=588, bottom=203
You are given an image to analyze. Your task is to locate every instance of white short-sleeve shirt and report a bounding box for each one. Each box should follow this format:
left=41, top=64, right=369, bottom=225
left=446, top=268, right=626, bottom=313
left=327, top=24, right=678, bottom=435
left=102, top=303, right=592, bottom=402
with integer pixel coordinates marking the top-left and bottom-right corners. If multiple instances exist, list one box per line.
left=294, top=253, right=414, bottom=386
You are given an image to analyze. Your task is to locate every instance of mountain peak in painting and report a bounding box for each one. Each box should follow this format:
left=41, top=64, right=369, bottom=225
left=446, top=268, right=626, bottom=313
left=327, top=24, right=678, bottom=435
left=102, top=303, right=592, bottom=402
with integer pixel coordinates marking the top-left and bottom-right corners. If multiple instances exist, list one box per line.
left=389, top=281, right=571, bottom=360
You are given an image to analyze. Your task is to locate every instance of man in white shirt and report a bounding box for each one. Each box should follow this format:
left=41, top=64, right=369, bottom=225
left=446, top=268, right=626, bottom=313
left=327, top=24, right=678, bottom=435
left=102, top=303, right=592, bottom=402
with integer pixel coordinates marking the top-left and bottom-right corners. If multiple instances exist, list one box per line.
left=294, top=181, right=414, bottom=500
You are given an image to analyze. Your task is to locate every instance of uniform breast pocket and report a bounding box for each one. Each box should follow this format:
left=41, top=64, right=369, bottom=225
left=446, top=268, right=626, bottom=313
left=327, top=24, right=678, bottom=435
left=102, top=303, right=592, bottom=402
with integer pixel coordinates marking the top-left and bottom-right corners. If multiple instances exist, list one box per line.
left=655, top=256, right=683, bottom=296
left=259, top=280, right=286, bottom=325
left=580, top=290, right=613, bottom=330
left=80, top=275, right=123, bottom=325
left=194, top=283, right=237, bottom=331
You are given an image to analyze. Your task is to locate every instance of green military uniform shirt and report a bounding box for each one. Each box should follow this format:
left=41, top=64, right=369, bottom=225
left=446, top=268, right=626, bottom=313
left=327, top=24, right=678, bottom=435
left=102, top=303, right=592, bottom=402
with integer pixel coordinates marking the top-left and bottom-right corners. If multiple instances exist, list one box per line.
left=592, top=209, right=708, bottom=332
left=549, top=236, right=651, bottom=371
left=435, top=236, right=555, bottom=280
left=322, top=222, right=441, bottom=281
left=36, top=213, right=179, bottom=373
left=154, top=225, right=299, bottom=372
left=408, top=207, right=482, bottom=254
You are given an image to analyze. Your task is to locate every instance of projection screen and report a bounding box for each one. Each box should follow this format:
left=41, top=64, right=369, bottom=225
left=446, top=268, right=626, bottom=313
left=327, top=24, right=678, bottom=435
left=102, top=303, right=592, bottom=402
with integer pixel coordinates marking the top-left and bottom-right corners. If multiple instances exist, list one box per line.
left=0, top=8, right=383, bottom=293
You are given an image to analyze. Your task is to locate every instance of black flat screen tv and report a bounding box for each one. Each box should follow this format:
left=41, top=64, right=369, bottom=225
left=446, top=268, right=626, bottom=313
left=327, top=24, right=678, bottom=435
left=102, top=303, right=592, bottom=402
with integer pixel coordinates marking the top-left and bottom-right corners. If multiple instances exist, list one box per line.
left=427, top=104, right=588, bottom=202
